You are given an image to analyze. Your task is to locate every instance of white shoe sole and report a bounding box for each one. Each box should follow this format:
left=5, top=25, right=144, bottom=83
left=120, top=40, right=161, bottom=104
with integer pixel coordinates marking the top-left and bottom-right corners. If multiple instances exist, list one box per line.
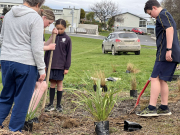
left=136, top=113, right=159, bottom=117
left=157, top=112, right=172, bottom=116
left=45, top=108, right=55, bottom=112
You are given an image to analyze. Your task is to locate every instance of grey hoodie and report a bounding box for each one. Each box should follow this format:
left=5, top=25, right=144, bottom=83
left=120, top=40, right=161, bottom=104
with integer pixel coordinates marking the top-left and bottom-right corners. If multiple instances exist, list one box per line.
left=0, top=5, right=45, bottom=75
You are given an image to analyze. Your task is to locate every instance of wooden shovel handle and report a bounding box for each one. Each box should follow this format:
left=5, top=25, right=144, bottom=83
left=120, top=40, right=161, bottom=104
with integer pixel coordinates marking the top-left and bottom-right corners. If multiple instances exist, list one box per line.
left=41, top=33, right=56, bottom=110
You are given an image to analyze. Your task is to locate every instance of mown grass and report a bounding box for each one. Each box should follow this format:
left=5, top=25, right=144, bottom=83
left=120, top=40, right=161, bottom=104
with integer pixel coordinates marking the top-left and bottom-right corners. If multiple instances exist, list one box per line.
left=1, top=35, right=179, bottom=97
left=99, top=31, right=111, bottom=37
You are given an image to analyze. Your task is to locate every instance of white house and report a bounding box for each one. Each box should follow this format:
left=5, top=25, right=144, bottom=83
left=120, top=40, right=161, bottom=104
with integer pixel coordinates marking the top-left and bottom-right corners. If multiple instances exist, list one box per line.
left=0, top=0, right=23, bottom=14
left=0, top=0, right=81, bottom=33
left=139, top=14, right=156, bottom=34
left=114, top=12, right=147, bottom=33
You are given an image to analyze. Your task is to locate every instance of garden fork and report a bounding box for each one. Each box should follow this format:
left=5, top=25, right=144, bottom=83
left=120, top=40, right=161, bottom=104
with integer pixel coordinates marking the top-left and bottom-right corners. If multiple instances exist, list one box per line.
left=129, top=77, right=151, bottom=114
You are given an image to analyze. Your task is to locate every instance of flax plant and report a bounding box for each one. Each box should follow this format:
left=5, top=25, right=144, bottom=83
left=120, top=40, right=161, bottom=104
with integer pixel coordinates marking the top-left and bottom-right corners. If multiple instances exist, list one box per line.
left=72, top=80, right=121, bottom=122
left=177, top=79, right=180, bottom=92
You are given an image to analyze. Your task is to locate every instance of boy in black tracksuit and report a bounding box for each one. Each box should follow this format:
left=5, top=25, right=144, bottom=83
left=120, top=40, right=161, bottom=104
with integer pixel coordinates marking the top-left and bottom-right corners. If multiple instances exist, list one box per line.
left=137, top=0, right=180, bottom=117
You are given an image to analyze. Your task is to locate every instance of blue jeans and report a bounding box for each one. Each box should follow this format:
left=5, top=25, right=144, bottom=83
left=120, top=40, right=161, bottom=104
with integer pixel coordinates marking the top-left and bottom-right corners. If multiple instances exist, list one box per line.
left=0, top=60, right=38, bottom=132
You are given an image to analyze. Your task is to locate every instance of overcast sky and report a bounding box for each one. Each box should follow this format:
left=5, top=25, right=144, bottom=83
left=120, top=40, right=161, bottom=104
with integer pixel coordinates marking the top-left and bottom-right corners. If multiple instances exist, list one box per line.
left=44, top=0, right=162, bottom=15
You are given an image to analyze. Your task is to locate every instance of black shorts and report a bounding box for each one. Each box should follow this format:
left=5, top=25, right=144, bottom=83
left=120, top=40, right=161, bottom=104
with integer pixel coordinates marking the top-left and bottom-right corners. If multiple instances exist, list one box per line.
left=151, top=61, right=177, bottom=82
left=49, top=69, right=64, bottom=81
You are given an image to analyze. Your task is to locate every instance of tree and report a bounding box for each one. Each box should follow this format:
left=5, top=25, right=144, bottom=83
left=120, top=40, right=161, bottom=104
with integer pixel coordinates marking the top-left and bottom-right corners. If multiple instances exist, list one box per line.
left=2, top=7, right=10, bottom=15
left=41, top=5, right=52, bottom=10
left=90, top=0, right=120, bottom=23
left=107, top=17, right=115, bottom=30
left=80, top=9, right=85, bottom=19
left=161, top=0, right=180, bottom=29
left=86, top=12, right=95, bottom=22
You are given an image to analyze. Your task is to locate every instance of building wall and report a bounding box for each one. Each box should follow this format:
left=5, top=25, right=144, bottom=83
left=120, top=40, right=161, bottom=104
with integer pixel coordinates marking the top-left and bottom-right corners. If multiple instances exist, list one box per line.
left=115, top=13, right=140, bottom=27
left=0, top=2, right=22, bottom=14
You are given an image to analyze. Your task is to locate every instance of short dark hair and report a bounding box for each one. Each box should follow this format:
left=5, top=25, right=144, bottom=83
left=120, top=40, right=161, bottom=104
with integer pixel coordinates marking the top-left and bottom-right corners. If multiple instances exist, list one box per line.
left=55, top=19, right=66, bottom=28
left=144, top=0, right=161, bottom=13
left=23, top=0, right=45, bottom=8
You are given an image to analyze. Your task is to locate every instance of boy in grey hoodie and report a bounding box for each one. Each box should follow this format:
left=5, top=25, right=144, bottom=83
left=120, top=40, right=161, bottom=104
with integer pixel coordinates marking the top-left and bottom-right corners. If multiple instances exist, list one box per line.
left=0, top=0, right=46, bottom=132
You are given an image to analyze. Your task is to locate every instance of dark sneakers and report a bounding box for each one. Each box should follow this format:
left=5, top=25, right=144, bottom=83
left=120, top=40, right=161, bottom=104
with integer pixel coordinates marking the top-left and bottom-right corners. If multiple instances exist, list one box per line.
left=45, top=104, right=55, bottom=112
left=157, top=107, right=172, bottom=116
left=56, top=105, right=63, bottom=112
left=136, top=107, right=158, bottom=117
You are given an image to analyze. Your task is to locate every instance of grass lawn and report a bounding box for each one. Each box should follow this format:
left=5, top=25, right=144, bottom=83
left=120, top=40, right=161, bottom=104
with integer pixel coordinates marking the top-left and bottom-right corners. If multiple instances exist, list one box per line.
left=44, top=34, right=180, bottom=96
left=99, top=31, right=111, bottom=37
left=1, top=35, right=179, bottom=96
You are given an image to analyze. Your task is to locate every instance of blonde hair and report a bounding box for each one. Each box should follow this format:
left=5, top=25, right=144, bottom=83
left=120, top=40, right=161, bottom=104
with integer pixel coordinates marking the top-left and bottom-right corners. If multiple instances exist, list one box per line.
left=38, top=9, right=55, bottom=21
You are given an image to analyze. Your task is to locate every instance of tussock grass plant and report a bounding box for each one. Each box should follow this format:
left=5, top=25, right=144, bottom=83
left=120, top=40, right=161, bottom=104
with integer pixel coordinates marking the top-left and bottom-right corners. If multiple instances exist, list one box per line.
left=127, top=63, right=140, bottom=74
left=72, top=80, right=121, bottom=121
left=111, top=64, right=117, bottom=72
left=131, top=75, right=137, bottom=90
left=127, top=63, right=134, bottom=72
left=98, top=70, right=106, bottom=86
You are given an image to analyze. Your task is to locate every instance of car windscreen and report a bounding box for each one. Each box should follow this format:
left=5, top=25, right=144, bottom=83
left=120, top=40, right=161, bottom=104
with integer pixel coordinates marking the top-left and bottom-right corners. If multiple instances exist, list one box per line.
left=118, top=33, right=137, bottom=38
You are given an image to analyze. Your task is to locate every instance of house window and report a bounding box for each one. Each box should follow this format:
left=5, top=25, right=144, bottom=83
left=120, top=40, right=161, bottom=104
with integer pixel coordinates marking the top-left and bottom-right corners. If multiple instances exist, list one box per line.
left=1, top=5, right=4, bottom=7
left=139, top=19, right=146, bottom=27
left=8, top=5, right=11, bottom=7
left=4, top=5, right=7, bottom=7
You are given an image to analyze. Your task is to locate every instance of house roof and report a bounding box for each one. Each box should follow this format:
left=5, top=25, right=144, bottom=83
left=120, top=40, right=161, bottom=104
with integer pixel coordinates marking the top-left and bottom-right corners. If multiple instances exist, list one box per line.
left=115, top=12, right=147, bottom=20
left=0, top=0, right=23, bottom=4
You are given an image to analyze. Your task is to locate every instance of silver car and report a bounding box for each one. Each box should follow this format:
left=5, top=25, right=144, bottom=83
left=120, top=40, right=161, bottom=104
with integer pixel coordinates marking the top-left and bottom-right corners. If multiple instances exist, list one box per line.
left=102, top=31, right=141, bottom=55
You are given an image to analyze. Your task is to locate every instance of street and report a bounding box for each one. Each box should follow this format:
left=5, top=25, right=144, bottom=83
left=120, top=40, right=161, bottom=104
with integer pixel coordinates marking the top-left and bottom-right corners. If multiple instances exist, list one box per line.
left=138, top=35, right=156, bottom=46
left=67, top=32, right=156, bottom=46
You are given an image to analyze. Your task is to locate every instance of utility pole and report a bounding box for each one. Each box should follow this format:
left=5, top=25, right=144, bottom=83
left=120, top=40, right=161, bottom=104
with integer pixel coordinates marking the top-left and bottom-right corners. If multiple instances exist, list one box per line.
left=70, top=8, right=74, bottom=33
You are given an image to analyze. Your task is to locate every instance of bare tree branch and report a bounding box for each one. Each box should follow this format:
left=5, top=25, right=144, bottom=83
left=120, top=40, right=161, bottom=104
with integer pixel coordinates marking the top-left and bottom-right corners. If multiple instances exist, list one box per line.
left=90, top=0, right=120, bottom=23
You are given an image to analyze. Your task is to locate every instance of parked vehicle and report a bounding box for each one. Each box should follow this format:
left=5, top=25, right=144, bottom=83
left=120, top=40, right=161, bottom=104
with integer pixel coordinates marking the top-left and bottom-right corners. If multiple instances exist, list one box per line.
left=131, top=28, right=144, bottom=35
left=102, top=31, right=141, bottom=55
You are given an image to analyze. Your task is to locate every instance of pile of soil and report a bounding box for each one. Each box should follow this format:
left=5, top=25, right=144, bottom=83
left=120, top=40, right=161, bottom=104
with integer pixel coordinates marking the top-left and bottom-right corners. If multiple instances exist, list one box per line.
left=1, top=82, right=180, bottom=135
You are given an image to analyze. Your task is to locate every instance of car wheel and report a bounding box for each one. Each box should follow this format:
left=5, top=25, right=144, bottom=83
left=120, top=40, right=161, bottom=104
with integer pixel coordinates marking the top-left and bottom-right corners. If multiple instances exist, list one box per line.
left=102, top=45, right=107, bottom=54
left=112, top=46, right=116, bottom=55
left=135, top=51, right=140, bottom=55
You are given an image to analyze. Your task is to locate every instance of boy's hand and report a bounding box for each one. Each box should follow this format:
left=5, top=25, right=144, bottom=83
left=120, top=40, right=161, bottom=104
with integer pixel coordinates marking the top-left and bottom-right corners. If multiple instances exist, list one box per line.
left=166, top=51, right=173, bottom=62
left=48, top=43, right=56, bottom=50
left=64, top=70, right=69, bottom=75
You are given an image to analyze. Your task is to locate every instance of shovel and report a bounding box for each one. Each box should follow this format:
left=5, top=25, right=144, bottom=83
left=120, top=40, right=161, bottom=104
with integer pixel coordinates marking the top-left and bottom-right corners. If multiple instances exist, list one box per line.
left=129, top=78, right=151, bottom=114
left=40, top=23, right=57, bottom=115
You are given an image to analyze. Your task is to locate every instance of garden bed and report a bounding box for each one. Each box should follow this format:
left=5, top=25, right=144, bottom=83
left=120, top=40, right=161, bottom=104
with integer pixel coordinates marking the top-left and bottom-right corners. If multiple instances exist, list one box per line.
left=1, top=82, right=180, bottom=135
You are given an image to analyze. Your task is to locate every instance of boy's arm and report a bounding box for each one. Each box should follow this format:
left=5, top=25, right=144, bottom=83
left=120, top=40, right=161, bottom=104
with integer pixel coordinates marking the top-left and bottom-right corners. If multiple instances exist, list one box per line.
left=166, top=27, right=174, bottom=62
